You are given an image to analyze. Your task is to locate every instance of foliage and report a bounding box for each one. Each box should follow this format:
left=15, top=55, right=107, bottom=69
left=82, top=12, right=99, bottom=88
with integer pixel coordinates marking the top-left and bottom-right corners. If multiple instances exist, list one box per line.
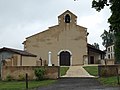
left=100, top=68, right=108, bottom=76
left=0, top=80, right=56, bottom=90
left=83, top=66, right=98, bottom=76
left=114, top=32, right=120, bottom=64
left=0, top=63, right=1, bottom=78
left=18, top=74, right=25, bottom=81
left=1, top=60, right=6, bottom=66
left=6, top=74, right=13, bottom=81
left=60, top=67, right=69, bottom=76
left=98, top=76, right=119, bottom=86
left=100, top=30, right=114, bottom=48
left=92, top=43, right=100, bottom=49
left=92, top=0, right=120, bottom=63
left=92, top=0, right=109, bottom=11
left=34, top=68, right=45, bottom=80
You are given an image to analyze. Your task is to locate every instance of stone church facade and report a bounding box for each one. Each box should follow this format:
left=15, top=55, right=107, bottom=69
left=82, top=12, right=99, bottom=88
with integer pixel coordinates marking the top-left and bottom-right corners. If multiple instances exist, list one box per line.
left=23, top=10, right=105, bottom=66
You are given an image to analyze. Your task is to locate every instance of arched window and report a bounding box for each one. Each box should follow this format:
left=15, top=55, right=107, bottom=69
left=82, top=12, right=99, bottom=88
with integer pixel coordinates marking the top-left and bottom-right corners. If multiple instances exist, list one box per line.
left=65, top=14, right=70, bottom=23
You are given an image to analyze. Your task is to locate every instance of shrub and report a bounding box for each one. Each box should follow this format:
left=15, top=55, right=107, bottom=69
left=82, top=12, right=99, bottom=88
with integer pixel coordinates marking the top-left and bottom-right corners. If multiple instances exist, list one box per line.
left=34, top=68, right=45, bottom=80
left=18, top=74, right=25, bottom=81
left=6, top=74, right=13, bottom=81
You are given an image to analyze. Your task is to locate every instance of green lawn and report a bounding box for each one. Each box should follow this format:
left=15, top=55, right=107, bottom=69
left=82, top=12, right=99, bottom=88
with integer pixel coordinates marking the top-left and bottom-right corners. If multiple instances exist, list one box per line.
left=98, top=76, right=120, bottom=86
left=0, top=67, right=69, bottom=89
left=83, top=66, right=98, bottom=76
left=0, top=80, right=56, bottom=90
left=83, top=66, right=120, bottom=86
left=60, top=67, right=69, bottom=76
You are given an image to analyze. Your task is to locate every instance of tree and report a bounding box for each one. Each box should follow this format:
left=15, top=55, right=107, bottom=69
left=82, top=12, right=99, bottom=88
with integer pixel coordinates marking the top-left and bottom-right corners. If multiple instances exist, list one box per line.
left=92, top=0, right=120, bottom=64
left=100, top=30, right=114, bottom=49
left=92, top=43, right=100, bottom=49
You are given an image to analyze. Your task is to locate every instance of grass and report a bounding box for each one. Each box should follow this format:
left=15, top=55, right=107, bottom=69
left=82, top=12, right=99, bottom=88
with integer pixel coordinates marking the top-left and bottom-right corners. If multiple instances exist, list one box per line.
left=60, top=67, right=69, bottom=76
left=98, top=76, right=120, bottom=86
left=0, top=80, right=56, bottom=90
left=83, top=66, right=98, bottom=76
left=83, top=66, right=120, bottom=86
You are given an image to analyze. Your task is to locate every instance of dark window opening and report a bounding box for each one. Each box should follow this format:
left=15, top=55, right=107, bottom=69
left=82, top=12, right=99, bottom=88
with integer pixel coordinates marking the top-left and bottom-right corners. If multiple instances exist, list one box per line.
left=108, top=54, right=110, bottom=59
left=90, top=56, right=94, bottom=64
left=65, top=14, right=70, bottom=23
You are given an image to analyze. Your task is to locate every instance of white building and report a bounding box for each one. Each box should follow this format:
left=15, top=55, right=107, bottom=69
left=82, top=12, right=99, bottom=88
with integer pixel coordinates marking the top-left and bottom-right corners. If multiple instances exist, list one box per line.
left=106, top=44, right=114, bottom=59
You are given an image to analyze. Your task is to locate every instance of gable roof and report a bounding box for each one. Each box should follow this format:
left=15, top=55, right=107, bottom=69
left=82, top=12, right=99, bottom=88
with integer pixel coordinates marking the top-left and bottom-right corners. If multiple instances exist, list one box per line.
left=0, top=47, right=37, bottom=57
left=58, top=10, right=77, bottom=18
left=87, top=44, right=105, bottom=54
left=24, top=10, right=86, bottom=41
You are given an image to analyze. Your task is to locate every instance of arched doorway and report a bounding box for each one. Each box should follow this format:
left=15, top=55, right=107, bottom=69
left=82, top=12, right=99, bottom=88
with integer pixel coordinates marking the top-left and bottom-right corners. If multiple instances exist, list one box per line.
left=59, top=51, right=71, bottom=66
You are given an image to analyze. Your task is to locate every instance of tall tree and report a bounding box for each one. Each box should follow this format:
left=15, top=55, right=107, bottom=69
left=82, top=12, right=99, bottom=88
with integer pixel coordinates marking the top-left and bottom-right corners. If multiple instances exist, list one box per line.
left=92, top=0, right=120, bottom=64
left=101, top=30, right=114, bottom=49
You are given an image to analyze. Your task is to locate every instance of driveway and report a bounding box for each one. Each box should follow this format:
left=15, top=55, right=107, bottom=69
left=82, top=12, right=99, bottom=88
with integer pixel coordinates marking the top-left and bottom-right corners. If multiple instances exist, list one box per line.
left=62, top=66, right=94, bottom=77
left=35, top=77, right=120, bottom=90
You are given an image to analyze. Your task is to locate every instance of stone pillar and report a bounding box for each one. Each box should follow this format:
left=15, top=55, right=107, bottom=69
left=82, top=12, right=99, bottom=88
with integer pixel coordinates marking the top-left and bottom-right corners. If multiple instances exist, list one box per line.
left=48, top=51, right=52, bottom=66
left=83, top=55, right=88, bottom=65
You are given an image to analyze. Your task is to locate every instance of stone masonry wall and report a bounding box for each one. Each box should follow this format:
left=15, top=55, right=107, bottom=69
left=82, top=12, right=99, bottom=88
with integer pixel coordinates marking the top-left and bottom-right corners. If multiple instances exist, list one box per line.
left=1, top=66, right=60, bottom=80
left=98, top=65, right=120, bottom=77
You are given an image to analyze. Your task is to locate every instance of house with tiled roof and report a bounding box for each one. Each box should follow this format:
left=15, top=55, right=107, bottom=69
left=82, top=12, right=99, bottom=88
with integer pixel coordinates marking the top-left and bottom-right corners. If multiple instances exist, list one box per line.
left=0, top=47, right=37, bottom=66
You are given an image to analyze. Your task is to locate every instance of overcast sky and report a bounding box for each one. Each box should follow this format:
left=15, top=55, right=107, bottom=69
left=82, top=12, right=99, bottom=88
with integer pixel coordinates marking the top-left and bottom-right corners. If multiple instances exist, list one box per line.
left=0, top=0, right=111, bottom=50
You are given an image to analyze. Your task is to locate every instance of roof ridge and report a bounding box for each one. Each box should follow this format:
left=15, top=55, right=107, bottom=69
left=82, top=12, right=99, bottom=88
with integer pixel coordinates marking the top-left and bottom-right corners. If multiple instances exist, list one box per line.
left=0, top=47, right=37, bottom=57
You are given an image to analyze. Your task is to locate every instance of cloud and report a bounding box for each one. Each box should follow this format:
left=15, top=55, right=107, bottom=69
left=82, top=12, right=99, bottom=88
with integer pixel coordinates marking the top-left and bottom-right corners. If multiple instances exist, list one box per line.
left=77, top=7, right=111, bottom=50
left=0, top=0, right=111, bottom=50
left=79, top=14, right=104, bottom=28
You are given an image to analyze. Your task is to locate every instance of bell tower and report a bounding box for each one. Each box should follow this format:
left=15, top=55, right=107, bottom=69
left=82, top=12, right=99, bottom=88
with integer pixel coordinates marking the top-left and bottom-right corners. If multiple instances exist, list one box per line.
left=58, top=10, right=77, bottom=26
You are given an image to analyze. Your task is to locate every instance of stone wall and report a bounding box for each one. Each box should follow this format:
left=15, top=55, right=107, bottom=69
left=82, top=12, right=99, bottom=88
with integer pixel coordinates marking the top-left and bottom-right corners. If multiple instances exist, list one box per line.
left=98, top=65, right=120, bottom=77
left=1, top=66, right=60, bottom=80
left=106, top=59, right=115, bottom=65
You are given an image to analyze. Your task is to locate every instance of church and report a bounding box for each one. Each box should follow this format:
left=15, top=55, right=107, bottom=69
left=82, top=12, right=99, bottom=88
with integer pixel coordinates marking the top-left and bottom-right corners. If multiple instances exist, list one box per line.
left=23, top=10, right=105, bottom=66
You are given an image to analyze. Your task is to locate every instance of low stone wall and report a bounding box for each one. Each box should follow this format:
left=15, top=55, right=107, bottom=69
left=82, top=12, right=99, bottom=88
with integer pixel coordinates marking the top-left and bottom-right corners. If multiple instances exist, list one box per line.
left=1, top=66, right=60, bottom=80
left=100, top=59, right=115, bottom=65
left=106, top=59, right=115, bottom=65
left=98, top=65, right=120, bottom=77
